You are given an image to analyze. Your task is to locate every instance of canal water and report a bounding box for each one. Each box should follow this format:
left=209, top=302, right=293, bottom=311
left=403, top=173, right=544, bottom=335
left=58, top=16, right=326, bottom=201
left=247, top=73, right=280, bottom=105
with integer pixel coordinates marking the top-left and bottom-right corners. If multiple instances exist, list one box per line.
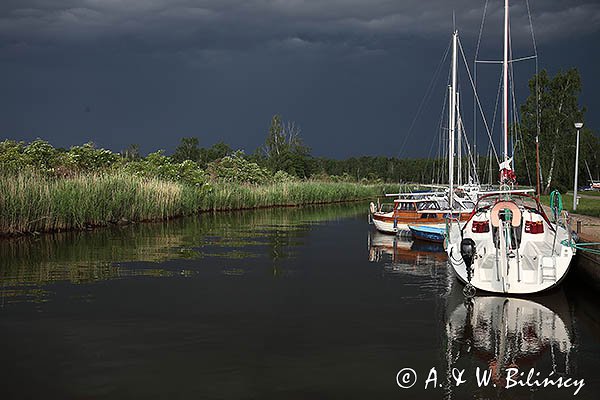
left=0, top=203, right=598, bottom=399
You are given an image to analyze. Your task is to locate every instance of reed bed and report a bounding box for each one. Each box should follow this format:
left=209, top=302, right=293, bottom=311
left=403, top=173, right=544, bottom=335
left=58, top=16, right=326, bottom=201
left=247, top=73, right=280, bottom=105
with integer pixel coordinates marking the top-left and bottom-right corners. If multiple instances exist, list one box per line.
left=0, top=172, right=384, bottom=235
left=197, top=181, right=380, bottom=211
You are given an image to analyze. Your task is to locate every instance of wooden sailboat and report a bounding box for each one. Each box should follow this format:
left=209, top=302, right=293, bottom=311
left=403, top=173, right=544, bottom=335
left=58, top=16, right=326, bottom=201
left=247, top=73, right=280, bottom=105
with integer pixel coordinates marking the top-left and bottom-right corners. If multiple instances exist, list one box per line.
left=370, top=192, right=471, bottom=235
left=445, top=0, right=575, bottom=294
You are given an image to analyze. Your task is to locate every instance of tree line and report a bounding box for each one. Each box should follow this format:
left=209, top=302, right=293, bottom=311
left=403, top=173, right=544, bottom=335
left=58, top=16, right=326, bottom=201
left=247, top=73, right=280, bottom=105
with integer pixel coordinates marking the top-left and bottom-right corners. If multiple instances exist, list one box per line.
left=1, top=69, right=596, bottom=192
left=165, top=69, right=598, bottom=192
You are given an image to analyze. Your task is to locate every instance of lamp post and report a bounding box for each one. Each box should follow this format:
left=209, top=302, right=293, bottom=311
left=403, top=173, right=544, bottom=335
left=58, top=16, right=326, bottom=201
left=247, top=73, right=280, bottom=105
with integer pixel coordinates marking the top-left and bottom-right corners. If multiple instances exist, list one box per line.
left=573, top=122, right=584, bottom=211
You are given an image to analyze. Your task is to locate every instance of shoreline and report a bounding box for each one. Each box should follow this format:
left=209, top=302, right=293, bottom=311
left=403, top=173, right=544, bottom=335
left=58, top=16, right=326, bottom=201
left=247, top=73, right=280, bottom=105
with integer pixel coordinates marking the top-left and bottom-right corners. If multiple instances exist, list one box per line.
left=0, top=175, right=382, bottom=237
left=566, top=212, right=600, bottom=289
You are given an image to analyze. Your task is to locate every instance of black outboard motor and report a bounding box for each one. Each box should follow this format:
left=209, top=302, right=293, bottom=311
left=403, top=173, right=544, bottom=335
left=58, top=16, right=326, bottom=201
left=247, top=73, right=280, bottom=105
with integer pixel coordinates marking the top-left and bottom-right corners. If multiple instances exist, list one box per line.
left=460, top=238, right=477, bottom=297
left=460, top=238, right=476, bottom=267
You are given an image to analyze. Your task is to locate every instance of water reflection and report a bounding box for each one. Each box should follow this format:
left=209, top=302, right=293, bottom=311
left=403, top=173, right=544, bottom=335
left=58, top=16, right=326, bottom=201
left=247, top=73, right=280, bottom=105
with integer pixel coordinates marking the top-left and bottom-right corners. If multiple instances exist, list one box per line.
left=0, top=203, right=366, bottom=303
left=0, top=204, right=597, bottom=399
left=444, top=284, right=575, bottom=398
left=368, top=231, right=446, bottom=277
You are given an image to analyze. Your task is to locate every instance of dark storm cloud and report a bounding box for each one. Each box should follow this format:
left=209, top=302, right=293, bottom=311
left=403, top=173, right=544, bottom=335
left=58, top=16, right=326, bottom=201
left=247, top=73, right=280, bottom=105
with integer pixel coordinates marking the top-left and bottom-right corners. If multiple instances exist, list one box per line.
left=1, top=1, right=599, bottom=158
left=2, top=1, right=599, bottom=52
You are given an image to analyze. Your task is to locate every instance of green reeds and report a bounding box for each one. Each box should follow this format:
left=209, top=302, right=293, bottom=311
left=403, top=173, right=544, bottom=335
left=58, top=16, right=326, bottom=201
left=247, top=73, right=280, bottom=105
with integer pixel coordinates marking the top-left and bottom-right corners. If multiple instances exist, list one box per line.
left=0, top=171, right=186, bottom=234
left=0, top=171, right=384, bottom=235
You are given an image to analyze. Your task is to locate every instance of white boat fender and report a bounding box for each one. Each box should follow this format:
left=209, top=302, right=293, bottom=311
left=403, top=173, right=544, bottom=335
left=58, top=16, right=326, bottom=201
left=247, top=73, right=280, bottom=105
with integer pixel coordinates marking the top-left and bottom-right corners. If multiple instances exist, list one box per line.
left=369, top=202, right=376, bottom=214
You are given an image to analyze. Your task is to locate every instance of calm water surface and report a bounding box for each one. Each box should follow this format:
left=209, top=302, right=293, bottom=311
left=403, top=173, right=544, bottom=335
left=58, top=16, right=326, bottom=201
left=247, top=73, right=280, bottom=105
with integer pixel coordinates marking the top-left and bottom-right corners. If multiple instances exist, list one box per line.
left=0, top=203, right=599, bottom=399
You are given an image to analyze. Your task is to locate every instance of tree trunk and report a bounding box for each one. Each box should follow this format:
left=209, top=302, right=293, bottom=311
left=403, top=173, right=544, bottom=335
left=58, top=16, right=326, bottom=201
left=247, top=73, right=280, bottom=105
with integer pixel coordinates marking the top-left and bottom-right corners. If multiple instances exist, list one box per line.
left=543, top=92, right=566, bottom=194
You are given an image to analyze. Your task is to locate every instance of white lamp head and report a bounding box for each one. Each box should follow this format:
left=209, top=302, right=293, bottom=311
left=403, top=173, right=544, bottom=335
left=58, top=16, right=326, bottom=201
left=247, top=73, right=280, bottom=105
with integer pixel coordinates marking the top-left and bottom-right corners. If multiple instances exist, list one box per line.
left=575, top=122, right=584, bottom=129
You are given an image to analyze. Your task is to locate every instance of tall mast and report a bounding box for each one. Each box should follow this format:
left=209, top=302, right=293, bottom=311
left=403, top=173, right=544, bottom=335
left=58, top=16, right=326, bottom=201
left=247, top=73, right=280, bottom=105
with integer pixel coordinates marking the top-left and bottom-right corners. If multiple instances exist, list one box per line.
left=449, top=30, right=458, bottom=208
left=503, top=0, right=509, bottom=163
left=457, top=91, right=462, bottom=186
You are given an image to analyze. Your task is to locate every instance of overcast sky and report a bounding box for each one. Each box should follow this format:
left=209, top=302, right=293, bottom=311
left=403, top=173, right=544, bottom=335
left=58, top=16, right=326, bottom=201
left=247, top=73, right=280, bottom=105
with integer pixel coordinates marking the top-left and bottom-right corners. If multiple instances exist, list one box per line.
left=1, top=0, right=599, bottom=158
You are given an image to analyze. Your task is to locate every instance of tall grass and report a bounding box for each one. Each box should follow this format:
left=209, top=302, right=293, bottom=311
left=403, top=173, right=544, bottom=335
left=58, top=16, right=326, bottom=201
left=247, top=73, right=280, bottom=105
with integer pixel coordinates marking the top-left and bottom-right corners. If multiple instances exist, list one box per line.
left=196, top=181, right=382, bottom=211
left=0, top=171, right=385, bottom=235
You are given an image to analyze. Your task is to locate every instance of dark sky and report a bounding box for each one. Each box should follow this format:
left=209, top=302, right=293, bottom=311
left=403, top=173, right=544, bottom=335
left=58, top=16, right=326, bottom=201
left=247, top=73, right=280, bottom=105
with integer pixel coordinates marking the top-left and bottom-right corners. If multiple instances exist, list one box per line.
left=1, top=0, right=599, bottom=158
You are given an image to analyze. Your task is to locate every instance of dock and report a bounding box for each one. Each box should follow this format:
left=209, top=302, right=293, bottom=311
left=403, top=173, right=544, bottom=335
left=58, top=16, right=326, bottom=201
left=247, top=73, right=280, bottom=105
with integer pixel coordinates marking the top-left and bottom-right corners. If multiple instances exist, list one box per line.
left=571, top=213, right=600, bottom=289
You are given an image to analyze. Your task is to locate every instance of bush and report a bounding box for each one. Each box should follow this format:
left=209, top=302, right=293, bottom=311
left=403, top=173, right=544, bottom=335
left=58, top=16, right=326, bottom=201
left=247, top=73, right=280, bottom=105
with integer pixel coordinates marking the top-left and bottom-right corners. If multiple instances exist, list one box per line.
left=273, top=170, right=299, bottom=183
left=23, top=139, right=62, bottom=172
left=124, top=151, right=207, bottom=186
left=0, top=140, right=28, bottom=173
left=65, top=142, right=119, bottom=171
left=207, top=152, right=272, bottom=184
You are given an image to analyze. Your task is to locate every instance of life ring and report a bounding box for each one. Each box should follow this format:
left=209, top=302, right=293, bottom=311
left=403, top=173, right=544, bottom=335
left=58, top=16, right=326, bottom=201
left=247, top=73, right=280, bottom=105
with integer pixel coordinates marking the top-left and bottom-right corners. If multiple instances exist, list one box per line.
left=490, top=201, right=522, bottom=227
left=369, top=202, right=376, bottom=214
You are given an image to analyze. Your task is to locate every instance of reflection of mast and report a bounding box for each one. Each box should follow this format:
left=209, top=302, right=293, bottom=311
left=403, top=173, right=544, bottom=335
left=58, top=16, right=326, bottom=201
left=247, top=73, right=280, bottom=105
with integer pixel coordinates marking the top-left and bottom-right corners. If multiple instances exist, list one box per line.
left=444, top=283, right=574, bottom=394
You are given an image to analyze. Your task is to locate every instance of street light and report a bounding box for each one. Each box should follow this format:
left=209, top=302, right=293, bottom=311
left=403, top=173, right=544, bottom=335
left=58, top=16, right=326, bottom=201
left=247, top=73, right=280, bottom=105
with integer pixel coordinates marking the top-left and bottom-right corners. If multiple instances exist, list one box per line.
left=573, top=122, right=584, bottom=211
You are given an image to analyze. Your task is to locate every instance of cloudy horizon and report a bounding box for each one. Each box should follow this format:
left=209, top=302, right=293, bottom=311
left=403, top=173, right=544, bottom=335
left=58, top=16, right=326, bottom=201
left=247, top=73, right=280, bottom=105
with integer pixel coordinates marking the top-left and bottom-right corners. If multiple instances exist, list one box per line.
left=1, top=0, right=599, bottom=158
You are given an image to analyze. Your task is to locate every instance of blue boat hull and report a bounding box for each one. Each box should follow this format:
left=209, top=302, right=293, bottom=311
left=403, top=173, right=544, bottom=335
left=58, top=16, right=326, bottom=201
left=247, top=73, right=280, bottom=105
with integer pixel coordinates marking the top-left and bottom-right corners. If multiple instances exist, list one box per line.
left=408, top=225, right=445, bottom=243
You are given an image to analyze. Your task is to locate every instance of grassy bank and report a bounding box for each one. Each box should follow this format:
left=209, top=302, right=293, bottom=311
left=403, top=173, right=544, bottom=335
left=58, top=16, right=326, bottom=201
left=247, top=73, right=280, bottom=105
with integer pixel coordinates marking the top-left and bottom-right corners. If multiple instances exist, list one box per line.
left=0, top=171, right=385, bottom=235
left=540, top=193, right=600, bottom=218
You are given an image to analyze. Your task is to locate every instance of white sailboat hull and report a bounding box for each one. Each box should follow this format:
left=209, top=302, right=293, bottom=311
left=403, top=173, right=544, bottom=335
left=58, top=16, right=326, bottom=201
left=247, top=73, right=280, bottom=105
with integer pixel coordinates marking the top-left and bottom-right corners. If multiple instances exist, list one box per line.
left=446, top=206, right=574, bottom=294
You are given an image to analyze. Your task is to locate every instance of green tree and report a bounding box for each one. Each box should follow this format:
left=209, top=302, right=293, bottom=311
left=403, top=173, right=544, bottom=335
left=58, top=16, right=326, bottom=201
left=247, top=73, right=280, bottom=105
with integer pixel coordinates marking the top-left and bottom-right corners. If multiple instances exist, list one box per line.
left=205, top=142, right=232, bottom=164
left=518, top=68, right=586, bottom=193
left=260, top=114, right=312, bottom=177
left=173, top=137, right=202, bottom=163
left=123, top=144, right=140, bottom=160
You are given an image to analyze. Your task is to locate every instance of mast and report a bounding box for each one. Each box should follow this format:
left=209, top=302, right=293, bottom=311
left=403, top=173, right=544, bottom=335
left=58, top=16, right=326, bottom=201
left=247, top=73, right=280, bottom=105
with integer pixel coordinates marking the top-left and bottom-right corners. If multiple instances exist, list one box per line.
left=457, top=91, right=462, bottom=186
left=503, top=0, right=509, bottom=164
left=449, top=30, right=458, bottom=209
left=535, top=135, right=541, bottom=198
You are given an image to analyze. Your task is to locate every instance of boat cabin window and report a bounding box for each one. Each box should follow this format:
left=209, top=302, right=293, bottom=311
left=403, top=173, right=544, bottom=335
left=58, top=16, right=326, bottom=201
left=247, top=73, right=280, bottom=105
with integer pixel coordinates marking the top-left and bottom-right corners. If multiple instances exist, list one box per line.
left=420, top=213, right=438, bottom=219
left=417, top=201, right=440, bottom=211
left=397, top=202, right=416, bottom=211
left=436, top=199, right=449, bottom=209
left=461, top=201, right=475, bottom=210
left=380, top=203, right=394, bottom=212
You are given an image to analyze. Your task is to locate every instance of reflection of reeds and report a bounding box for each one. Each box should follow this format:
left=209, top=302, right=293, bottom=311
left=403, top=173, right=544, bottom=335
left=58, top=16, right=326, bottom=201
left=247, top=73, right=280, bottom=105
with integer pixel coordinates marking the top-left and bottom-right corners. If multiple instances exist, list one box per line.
left=0, top=171, right=383, bottom=235
left=0, top=202, right=367, bottom=288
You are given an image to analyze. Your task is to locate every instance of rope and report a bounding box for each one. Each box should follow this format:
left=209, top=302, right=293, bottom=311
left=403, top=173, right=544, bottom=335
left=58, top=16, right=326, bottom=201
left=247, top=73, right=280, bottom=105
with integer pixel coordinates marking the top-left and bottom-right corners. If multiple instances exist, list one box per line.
left=473, top=0, right=489, bottom=162
left=550, top=190, right=563, bottom=220
left=561, top=240, right=600, bottom=256
left=549, top=190, right=563, bottom=254
left=397, top=38, right=452, bottom=158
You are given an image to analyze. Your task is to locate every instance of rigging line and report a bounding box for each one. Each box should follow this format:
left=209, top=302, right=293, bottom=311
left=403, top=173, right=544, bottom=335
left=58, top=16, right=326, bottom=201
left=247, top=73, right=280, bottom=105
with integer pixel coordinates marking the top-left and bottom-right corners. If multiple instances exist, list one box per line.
left=397, top=38, right=452, bottom=158
left=440, top=68, right=452, bottom=183
left=433, top=82, right=450, bottom=184
left=476, top=55, right=537, bottom=64
left=474, top=0, right=489, bottom=162
left=457, top=37, right=500, bottom=165
left=519, top=132, right=533, bottom=186
left=488, top=66, right=504, bottom=163
left=507, top=30, right=532, bottom=186
left=526, top=0, right=542, bottom=186
left=426, top=98, right=444, bottom=180
left=458, top=116, right=480, bottom=184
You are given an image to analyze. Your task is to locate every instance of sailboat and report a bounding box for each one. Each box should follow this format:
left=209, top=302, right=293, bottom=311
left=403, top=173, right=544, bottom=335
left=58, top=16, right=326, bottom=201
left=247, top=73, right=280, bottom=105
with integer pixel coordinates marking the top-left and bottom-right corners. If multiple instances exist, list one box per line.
left=584, top=160, right=600, bottom=191
left=445, top=0, right=575, bottom=294
left=369, top=29, right=477, bottom=236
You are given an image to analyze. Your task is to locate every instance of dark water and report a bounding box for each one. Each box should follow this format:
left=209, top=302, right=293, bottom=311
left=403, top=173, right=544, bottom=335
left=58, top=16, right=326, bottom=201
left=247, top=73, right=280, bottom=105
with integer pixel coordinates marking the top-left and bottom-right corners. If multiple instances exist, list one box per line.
left=0, top=203, right=599, bottom=399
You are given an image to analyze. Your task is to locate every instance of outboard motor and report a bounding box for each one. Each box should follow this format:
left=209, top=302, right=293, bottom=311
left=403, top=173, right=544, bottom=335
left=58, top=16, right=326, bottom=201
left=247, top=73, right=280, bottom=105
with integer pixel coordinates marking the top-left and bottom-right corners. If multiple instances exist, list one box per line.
left=460, top=238, right=477, bottom=297
left=460, top=238, right=476, bottom=267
